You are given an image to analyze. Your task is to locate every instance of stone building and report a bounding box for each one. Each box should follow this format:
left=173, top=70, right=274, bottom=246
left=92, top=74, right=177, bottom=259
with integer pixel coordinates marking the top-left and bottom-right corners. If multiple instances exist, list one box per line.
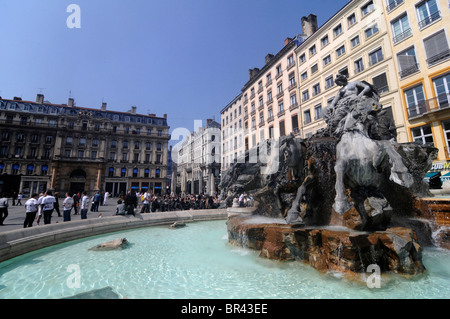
left=176, top=119, right=221, bottom=195
left=0, top=95, right=170, bottom=197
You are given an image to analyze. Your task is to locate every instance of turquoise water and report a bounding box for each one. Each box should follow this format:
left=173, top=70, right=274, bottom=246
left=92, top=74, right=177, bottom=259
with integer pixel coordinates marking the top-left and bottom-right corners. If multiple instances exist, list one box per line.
left=0, top=220, right=449, bottom=299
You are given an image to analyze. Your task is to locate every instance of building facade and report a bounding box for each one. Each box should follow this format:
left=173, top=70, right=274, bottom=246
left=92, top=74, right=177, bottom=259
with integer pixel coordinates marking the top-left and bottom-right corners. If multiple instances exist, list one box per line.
left=220, top=93, right=243, bottom=172
left=382, top=0, right=450, bottom=168
left=0, top=95, right=170, bottom=197
left=176, top=119, right=221, bottom=195
left=295, top=0, right=407, bottom=142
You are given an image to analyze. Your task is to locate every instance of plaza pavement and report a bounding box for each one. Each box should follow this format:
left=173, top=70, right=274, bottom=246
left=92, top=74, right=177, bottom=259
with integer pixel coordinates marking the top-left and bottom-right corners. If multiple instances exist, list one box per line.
left=0, top=198, right=128, bottom=233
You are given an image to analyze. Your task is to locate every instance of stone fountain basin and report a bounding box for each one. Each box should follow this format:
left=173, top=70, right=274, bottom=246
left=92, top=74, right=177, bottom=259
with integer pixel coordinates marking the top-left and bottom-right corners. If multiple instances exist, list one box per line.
left=227, top=215, right=425, bottom=281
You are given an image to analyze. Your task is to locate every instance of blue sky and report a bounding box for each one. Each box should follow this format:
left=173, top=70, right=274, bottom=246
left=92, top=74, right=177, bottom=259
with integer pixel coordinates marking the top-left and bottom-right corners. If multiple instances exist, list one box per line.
left=0, top=0, right=349, bottom=141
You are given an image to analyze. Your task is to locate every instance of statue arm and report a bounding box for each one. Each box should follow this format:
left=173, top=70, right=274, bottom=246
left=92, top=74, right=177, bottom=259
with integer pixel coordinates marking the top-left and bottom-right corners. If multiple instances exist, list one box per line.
left=356, top=82, right=372, bottom=97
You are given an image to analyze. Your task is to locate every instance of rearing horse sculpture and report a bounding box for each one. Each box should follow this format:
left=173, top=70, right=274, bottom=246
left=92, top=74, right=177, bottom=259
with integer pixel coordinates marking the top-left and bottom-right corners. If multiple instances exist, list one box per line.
left=327, top=75, right=414, bottom=229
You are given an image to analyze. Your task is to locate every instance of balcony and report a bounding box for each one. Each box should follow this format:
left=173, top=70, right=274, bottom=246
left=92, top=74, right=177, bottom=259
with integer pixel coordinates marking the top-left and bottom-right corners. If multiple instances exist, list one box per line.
left=418, top=11, right=441, bottom=29
left=427, top=49, right=450, bottom=67
left=289, top=103, right=299, bottom=112
left=386, top=0, right=404, bottom=12
left=399, top=63, right=420, bottom=78
left=407, top=93, right=450, bottom=119
left=393, top=28, right=412, bottom=45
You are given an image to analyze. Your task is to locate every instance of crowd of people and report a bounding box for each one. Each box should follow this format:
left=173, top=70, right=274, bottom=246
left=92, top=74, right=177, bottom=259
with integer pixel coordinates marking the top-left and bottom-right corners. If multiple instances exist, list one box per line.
left=0, top=190, right=223, bottom=229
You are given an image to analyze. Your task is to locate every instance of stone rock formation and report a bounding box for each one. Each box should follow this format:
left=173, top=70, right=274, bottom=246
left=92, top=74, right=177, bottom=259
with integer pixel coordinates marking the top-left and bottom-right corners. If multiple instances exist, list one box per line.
left=227, top=215, right=426, bottom=278
left=89, top=238, right=129, bottom=251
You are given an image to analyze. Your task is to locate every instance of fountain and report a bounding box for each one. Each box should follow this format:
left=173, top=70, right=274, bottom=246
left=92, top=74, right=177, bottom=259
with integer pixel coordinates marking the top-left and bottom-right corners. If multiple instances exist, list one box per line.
left=222, top=74, right=445, bottom=281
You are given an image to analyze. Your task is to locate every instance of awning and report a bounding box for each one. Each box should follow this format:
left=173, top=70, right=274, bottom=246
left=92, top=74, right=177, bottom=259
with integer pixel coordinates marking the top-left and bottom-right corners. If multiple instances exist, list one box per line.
left=424, top=172, right=439, bottom=182
left=441, top=172, right=450, bottom=181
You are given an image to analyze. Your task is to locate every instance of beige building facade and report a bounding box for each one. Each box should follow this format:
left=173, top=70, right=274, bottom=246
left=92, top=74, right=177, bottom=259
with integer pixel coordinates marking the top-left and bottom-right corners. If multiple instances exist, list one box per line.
left=382, top=0, right=450, bottom=167
left=295, top=0, right=408, bottom=142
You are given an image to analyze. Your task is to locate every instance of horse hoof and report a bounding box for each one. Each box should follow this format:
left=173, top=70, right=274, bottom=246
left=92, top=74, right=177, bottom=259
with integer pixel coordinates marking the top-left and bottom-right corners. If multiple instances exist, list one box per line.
left=333, top=200, right=353, bottom=215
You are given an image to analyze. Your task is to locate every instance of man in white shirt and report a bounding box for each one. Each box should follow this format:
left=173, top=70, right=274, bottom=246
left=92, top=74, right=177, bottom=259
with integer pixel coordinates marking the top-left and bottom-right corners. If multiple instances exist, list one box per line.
left=24, top=193, right=39, bottom=228
left=80, top=191, right=90, bottom=220
left=41, top=191, right=56, bottom=225
left=140, top=191, right=150, bottom=213
left=36, top=193, right=45, bottom=225
left=62, top=192, right=74, bottom=222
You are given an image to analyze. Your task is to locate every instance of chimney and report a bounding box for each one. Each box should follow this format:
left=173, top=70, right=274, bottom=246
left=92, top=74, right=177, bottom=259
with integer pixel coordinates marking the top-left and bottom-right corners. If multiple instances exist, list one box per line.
left=68, top=98, right=75, bottom=107
left=284, top=37, right=293, bottom=46
left=13, top=96, right=22, bottom=101
left=36, top=94, right=44, bottom=104
left=265, top=54, right=274, bottom=64
left=248, top=67, right=260, bottom=80
left=207, top=119, right=213, bottom=126
left=301, top=14, right=318, bottom=37
left=101, top=102, right=107, bottom=111
left=163, top=114, right=167, bottom=119
left=131, top=106, right=136, bottom=114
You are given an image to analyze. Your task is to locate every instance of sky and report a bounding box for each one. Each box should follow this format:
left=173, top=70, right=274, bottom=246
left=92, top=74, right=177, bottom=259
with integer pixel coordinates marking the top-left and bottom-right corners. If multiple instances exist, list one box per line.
left=0, top=0, right=349, bottom=145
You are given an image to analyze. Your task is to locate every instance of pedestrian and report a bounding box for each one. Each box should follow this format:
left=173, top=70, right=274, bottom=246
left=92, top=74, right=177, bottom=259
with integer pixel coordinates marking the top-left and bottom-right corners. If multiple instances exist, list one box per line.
left=93, top=191, right=101, bottom=212
left=140, top=191, right=150, bottom=213
left=72, top=193, right=79, bottom=215
left=80, top=191, right=90, bottom=220
left=62, top=192, right=74, bottom=222
left=125, top=191, right=136, bottom=216
left=36, top=192, right=45, bottom=225
left=103, top=191, right=109, bottom=206
left=17, top=192, right=23, bottom=205
left=24, top=193, right=39, bottom=228
left=41, top=191, right=56, bottom=225
left=54, top=192, right=61, bottom=217
left=12, top=192, right=17, bottom=206
left=0, top=193, right=8, bottom=225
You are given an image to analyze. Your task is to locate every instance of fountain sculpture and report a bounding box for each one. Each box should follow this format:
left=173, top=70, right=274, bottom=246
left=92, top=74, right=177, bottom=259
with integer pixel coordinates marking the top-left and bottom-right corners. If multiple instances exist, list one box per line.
left=222, top=73, right=440, bottom=280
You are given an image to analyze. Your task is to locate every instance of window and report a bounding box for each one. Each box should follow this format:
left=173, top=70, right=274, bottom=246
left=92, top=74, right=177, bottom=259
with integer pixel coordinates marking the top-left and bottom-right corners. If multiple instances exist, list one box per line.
left=302, top=90, right=310, bottom=102
left=313, top=83, right=321, bottom=96
left=391, top=15, right=411, bottom=44
left=276, top=64, right=282, bottom=76
left=309, top=45, right=317, bottom=56
left=433, top=73, right=450, bottom=109
left=365, top=24, right=379, bottom=38
left=79, top=138, right=86, bottom=146
left=91, top=151, right=97, bottom=159
left=123, top=141, right=129, bottom=149
left=411, top=125, right=434, bottom=145
left=304, top=110, right=311, bottom=124
left=333, top=24, right=342, bottom=37
left=301, top=71, right=308, bottom=81
left=41, top=165, right=48, bottom=176
left=122, top=153, right=128, bottom=161
left=289, top=74, right=296, bottom=88
left=259, top=96, right=263, bottom=107
left=277, top=83, right=283, bottom=95
left=386, top=0, right=404, bottom=12
left=157, top=143, right=162, bottom=151
left=372, top=73, right=389, bottom=94
left=323, top=55, right=331, bottom=66
left=325, top=75, right=334, bottom=89
left=144, top=168, right=150, bottom=178
left=290, top=94, right=297, bottom=107
left=292, top=115, right=299, bottom=133
left=278, top=101, right=284, bottom=113
left=416, top=0, right=440, bottom=29
left=92, top=139, right=99, bottom=147
left=134, top=141, right=140, bottom=149
left=108, top=167, right=114, bottom=177
left=110, top=152, right=116, bottom=161
left=423, top=30, right=450, bottom=66
left=397, top=47, right=419, bottom=78
left=66, top=137, right=73, bottom=146
left=369, top=48, right=383, bottom=65
left=362, top=1, right=375, bottom=16
left=351, top=35, right=360, bottom=48
left=258, top=81, right=263, bottom=91
left=405, top=85, right=426, bottom=118
left=321, top=35, right=329, bottom=47
left=78, top=150, right=84, bottom=159
left=121, top=168, right=127, bottom=177
left=279, top=121, right=285, bottom=137
left=355, top=58, right=364, bottom=73
left=299, top=53, right=306, bottom=64
left=133, top=168, right=138, bottom=178
left=336, top=45, right=346, bottom=57
left=288, top=54, right=294, bottom=67
left=311, top=63, right=318, bottom=74
left=348, top=13, right=357, bottom=27
left=266, top=73, right=272, bottom=84
left=314, top=104, right=323, bottom=120
left=259, top=112, right=264, bottom=124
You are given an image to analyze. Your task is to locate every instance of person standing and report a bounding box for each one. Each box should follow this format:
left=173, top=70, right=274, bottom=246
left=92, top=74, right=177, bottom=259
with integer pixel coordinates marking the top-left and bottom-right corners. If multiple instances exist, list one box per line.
left=36, top=193, right=45, bottom=225
left=24, top=193, right=39, bottom=228
left=140, top=191, right=150, bottom=214
left=103, top=191, right=109, bottom=206
left=17, top=192, right=23, bottom=206
left=54, top=192, right=61, bottom=217
left=0, top=193, right=8, bottom=226
left=62, top=192, right=74, bottom=222
left=72, top=192, right=79, bottom=215
left=93, top=192, right=101, bottom=212
left=41, top=191, right=56, bottom=225
left=80, top=191, right=90, bottom=220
